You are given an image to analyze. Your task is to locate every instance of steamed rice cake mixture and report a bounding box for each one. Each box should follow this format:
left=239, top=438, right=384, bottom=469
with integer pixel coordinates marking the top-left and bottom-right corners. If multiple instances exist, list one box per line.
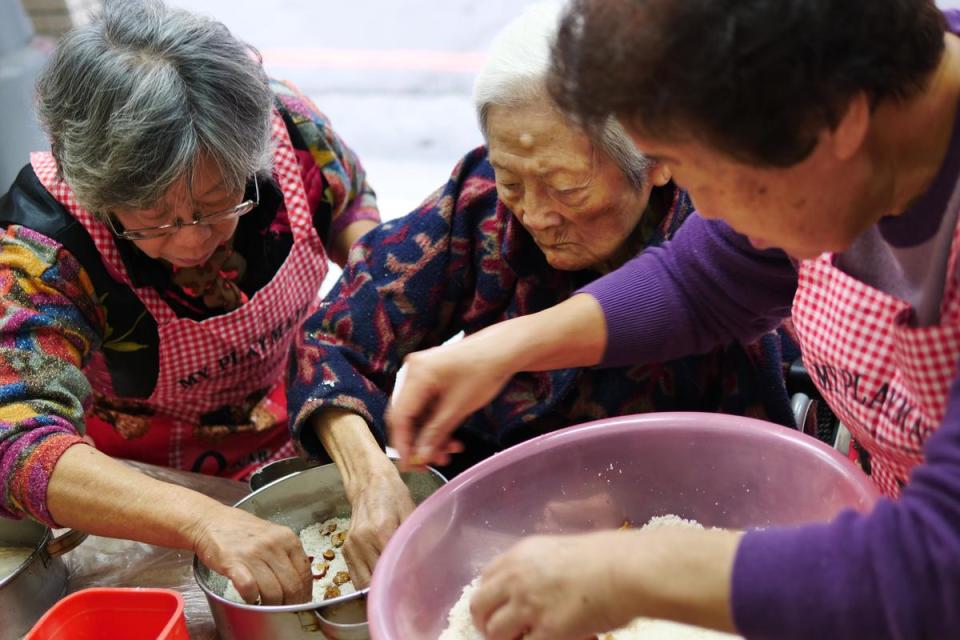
left=224, top=516, right=355, bottom=604
left=439, top=515, right=742, bottom=640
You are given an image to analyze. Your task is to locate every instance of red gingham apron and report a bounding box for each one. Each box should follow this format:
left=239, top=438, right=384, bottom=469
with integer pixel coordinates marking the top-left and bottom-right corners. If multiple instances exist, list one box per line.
left=792, top=218, right=960, bottom=497
left=29, top=111, right=328, bottom=479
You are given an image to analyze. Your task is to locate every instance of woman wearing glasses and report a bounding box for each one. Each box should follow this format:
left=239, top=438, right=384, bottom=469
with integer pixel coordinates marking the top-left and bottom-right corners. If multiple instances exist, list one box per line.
left=0, top=0, right=378, bottom=605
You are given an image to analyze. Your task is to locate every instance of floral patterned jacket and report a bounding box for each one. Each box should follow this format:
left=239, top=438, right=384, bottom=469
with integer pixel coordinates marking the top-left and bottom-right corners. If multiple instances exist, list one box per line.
left=289, top=147, right=793, bottom=471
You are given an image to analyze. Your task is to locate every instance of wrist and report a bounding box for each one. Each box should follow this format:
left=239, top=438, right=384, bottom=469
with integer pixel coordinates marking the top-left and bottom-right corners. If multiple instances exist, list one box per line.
left=313, top=409, right=396, bottom=496
left=617, top=528, right=741, bottom=632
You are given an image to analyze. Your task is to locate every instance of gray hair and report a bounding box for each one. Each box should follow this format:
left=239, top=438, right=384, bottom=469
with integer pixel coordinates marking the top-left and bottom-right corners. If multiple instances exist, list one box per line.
left=35, top=0, right=274, bottom=214
left=473, top=0, right=651, bottom=190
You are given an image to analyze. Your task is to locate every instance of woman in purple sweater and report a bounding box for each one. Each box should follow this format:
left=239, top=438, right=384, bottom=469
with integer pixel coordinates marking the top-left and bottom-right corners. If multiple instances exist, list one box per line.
left=387, top=1, right=960, bottom=638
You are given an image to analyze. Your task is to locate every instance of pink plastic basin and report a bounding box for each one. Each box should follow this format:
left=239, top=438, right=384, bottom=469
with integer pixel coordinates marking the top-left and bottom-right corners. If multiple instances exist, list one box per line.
left=368, top=412, right=880, bottom=639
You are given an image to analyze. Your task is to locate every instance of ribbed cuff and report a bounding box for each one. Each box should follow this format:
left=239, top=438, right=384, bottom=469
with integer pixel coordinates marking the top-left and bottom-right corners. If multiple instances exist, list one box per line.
left=732, top=517, right=870, bottom=640
left=17, top=433, right=86, bottom=528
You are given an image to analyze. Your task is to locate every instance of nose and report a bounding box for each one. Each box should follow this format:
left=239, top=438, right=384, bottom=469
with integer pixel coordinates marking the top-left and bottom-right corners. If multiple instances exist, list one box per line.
left=518, top=188, right=562, bottom=231
left=175, top=219, right=214, bottom=248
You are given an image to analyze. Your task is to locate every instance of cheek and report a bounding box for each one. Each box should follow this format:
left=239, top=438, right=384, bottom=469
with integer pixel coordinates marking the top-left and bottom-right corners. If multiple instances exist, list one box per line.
left=214, top=219, right=239, bottom=241
left=130, top=238, right=166, bottom=259
left=571, top=203, right=639, bottom=250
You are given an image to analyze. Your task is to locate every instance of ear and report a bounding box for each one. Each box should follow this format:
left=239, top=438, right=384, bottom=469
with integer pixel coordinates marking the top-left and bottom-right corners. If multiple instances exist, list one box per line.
left=830, top=92, right=871, bottom=161
left=648, top=162, right=672, bottom=187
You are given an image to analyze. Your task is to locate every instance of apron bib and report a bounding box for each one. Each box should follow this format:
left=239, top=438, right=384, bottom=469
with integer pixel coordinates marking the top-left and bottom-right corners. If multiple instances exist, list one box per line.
left=30, top=111, right=328, bottom=479
left=792, top=218, right=960, bottom=497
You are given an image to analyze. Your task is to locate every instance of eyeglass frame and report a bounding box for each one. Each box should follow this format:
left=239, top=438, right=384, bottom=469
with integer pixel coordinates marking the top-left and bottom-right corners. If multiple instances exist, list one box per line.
left=105, top=176, right=260, bottom=240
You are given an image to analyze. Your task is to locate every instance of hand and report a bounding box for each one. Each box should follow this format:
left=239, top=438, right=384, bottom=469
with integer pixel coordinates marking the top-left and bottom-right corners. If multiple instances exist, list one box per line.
left=387, top=338, right=514, bottom=469
left=536, top=491, right=626, bottom=533
left=189, top=505, right=312, bottom=605
left=341, top=465, right=417, bottom=587
left=471, top=527, right=742, bottom=640
left=469, top=532, right=635, bottom=640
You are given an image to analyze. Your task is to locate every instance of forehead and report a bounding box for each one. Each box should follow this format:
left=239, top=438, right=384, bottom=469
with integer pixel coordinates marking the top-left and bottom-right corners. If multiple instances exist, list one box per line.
left=486, top=103, right=594, bottom=176
left=118, top=158, right=232, bottom=217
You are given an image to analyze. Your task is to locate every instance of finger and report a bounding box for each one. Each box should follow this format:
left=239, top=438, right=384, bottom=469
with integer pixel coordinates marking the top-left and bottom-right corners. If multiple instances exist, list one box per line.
left=411, top=403, right=466, bottom=464
left=225, top=564, right=260, bottom=605
left=248, top=559, right=284, bottom=605
left=342, top=535, right=374, bottom=588
left=429, top=451, right=453, bottom=467
left=276, top=548, right=312, bottom=604
left=425, top=438, right=465, bottom=467
left=480, top=596, right=531, bottom=640
left=386, top=401, right=425, bottom=469
left=470, top=574, right=511, bottom=632
left=386, top=363, right=428, bottom=465
left=277, top=563, right=310, bottom=605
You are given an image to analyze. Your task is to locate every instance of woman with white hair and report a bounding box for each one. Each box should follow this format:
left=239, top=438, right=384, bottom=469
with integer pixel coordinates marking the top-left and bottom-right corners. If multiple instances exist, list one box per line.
left=0, top=0, right=378, bottom=605
left=288, top=0, right=792, bottom=587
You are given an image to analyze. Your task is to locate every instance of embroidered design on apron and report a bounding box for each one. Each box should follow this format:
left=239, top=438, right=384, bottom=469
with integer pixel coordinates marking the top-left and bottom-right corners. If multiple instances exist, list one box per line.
left=792, top=221, right=960, bottom=497
left=30, top=111, right=328, bottom=479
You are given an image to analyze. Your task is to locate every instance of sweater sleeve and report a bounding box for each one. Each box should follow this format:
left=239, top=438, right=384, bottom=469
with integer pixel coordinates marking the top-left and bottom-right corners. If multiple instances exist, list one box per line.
left=287, top=148, right=499, bottom=458
left=732, top=360, right=960, bottom=639
left=579, top=214, right=798, bottom=367
left=0, top=225, right=104, bottom=527
left=272, top=80, right=380, bottom=240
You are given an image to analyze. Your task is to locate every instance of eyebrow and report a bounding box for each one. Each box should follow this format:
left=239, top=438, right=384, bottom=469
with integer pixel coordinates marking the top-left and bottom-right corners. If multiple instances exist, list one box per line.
left=489, top=160, right=588, bottom=178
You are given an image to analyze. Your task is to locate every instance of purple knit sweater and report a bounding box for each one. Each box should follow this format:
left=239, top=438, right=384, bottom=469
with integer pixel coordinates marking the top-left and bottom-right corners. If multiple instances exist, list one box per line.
left=580, top=14, right=960, bottom=638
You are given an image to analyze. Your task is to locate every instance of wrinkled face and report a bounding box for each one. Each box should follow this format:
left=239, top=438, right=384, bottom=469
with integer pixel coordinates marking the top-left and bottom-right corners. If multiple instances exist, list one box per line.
left=625, top=127, right=881, bottom=260
left=486, top=103, right=655, bottom=271
left=110, top=156, right=242, bottom=267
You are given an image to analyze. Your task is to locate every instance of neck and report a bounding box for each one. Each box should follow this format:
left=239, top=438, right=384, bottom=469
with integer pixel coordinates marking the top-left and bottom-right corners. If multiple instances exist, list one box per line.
left=872, top=33, right=960, bottom=217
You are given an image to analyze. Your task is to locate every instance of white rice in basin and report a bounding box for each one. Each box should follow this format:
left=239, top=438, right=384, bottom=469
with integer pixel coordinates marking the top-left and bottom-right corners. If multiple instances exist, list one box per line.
left=439, top=515, right=742, bottom=640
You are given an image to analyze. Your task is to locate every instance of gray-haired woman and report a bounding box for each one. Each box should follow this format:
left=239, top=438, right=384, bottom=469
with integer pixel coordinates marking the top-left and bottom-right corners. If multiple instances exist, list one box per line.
left=0, top=0, right=378, bottom=605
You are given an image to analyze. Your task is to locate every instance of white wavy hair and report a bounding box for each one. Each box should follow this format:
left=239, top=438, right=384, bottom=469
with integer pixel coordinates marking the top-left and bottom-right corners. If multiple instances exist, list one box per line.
left=473, top=0, right=651, bottom=189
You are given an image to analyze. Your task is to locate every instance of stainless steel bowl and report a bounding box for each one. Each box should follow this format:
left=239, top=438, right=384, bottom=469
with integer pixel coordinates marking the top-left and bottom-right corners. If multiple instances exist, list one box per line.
left=0, top=519, right=86, bottom=639
left=194, top=457, right=446, bottom=640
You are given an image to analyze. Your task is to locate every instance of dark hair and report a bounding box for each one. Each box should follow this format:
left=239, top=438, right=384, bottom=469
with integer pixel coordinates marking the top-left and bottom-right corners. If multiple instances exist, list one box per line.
left=548, top=0, right=946, bottom=167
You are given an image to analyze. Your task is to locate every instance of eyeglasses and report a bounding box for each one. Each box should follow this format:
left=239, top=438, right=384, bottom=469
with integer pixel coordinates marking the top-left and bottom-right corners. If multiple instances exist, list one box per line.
left=106, top=176, right=260, bottom=240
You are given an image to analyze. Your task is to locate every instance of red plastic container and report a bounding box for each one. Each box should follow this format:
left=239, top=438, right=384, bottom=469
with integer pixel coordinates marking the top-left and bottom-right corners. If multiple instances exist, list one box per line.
left=26, top=587, right=188, bottom=640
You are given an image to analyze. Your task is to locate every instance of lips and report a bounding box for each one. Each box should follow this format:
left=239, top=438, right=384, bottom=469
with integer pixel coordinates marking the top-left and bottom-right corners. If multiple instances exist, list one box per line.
left=176, top=246, right=217, bottom=267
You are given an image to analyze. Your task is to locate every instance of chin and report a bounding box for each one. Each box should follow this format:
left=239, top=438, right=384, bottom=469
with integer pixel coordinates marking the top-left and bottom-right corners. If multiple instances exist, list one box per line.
left=544, top=253, right=589, bottom=272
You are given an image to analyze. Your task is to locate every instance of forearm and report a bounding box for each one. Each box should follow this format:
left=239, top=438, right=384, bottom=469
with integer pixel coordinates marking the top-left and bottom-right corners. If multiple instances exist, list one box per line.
left=733, top=369, right=960, bottom=639
left=46, top=445, right=228, bottom=550
left=466, top=293, right=607, bottom=374
left=617, top=528, right=741, bottom=633
left=312, top=408, right=396, bottom=495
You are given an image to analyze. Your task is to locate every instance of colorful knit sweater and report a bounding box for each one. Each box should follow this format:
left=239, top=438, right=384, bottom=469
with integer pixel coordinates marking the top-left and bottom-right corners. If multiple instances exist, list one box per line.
left=289, top=147, right=794, bottom=469
left=0, top=80, right=378, bottom=527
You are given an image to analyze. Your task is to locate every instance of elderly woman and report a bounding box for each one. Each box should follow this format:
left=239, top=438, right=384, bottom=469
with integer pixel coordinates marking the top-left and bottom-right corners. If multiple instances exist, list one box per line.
left=287, top=1, right=792, bottom=587
left=388, top=1, right=960, bottom=638
left=0, top=0, right=378, bottom=605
